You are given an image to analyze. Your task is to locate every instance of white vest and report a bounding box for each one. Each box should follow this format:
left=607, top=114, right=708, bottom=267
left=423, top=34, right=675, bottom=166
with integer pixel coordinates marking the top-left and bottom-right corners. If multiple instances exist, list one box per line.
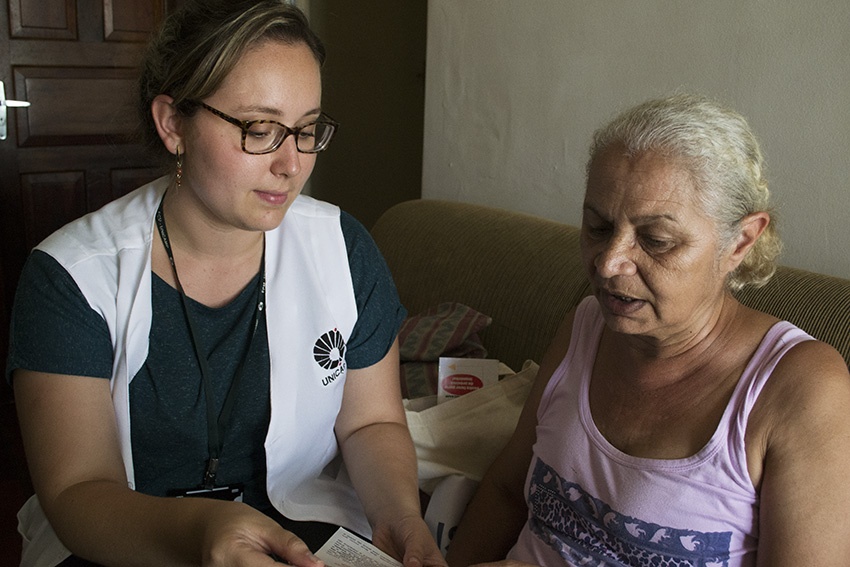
left=18, top=177, right=367, bottom=567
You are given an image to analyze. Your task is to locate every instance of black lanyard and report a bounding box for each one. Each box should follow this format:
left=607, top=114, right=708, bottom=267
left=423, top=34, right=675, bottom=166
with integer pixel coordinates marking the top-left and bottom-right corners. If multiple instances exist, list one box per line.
left=154, top=197, right=266, bottom=489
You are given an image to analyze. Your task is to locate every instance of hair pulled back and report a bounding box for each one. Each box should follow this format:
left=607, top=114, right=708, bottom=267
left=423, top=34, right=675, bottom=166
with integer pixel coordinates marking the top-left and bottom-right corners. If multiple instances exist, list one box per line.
left=588, top=93, right=782, bottom=290
left=137, top=0, right=325, bottom=162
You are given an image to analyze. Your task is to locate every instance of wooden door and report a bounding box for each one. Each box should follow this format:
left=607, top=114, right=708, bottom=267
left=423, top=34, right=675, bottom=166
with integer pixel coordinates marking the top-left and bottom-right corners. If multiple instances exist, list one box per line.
left=0, top=0, right=170, bottom=392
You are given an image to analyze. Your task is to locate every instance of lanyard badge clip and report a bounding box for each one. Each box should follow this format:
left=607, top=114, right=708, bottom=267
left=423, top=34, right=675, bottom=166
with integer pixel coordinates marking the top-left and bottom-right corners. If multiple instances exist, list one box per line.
left=203, top=457, right=220, bottom=490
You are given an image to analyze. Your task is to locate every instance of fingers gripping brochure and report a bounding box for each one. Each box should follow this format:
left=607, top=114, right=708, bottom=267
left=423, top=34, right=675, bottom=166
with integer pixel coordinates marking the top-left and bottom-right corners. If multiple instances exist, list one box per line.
left=315, top=528, right=402, bottom=567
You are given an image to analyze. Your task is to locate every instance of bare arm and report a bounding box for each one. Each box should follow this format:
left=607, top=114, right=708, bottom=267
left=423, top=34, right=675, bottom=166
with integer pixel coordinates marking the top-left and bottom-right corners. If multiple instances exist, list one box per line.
left=445, top=312, right=575, bottom=567
left=750, top=341, right=850, bottom=566
left=14, top=369, right=321, bottom=567
left=335, top=339, right=445, bottom=567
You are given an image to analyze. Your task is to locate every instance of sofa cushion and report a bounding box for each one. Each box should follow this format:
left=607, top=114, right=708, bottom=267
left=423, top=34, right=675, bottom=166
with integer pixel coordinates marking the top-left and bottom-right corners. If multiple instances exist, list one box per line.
left=372, top=199, right=592, bottom=371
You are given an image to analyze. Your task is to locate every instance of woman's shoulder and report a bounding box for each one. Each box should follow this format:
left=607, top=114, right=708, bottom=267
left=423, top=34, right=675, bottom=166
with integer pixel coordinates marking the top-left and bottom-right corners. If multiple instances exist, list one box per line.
left=746, top=328, right=850, bottom=487
left=732, top=300, right=847, bottom=404
left=768, top=337, right=849, bottom=393
left=749, top=316, right=850, bottom=444
left=734, top=300, right=843, bottom=381
left=38, top=177, right=166, bottom=262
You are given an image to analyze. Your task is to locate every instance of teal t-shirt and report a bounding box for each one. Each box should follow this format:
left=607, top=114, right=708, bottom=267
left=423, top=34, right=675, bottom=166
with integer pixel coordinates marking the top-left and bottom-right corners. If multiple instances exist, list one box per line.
left=7, top=210, right=405, bottom=511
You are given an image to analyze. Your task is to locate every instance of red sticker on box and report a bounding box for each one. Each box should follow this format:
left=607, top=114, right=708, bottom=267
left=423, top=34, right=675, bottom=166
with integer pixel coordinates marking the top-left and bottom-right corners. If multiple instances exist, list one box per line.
left=441, top=373, right=484, bottom=396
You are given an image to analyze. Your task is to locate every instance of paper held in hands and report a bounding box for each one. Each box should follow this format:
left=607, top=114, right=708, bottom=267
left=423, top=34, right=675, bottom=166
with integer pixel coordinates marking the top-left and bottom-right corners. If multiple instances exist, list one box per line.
left=315, top=528, right=402, bottom=567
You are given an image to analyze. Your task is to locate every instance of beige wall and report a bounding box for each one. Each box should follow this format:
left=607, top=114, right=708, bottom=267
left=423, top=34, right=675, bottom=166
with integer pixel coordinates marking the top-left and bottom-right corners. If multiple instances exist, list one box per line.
left=423, top=1, right=850, bottom=279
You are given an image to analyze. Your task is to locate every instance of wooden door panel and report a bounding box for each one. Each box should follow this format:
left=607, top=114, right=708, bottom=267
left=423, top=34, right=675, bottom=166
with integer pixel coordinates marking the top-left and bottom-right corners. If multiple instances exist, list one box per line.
left=106, top=0, right=164, bottom=41
left=20, top=171, right=87, bottom=250
left=10, top=0, right=165, bottom=43
left=10, top=40, right=148, bottom=68
left=14, top=66, right=139, bottom=146
left=9, top=0, right=76, bottom=40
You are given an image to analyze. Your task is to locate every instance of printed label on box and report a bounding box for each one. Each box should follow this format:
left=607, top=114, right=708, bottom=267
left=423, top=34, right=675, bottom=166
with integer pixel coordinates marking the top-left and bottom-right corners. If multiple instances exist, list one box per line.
left=438, top=357, right=500, bottom=403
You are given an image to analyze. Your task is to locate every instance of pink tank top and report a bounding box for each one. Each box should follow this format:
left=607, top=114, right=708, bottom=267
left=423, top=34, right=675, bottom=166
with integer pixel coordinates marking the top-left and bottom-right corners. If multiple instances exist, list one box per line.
left=508, top=296, right=813, bottom=567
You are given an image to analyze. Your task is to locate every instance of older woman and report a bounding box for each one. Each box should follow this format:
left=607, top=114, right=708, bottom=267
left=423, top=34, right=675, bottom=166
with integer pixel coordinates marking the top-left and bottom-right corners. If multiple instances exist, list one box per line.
left=446, top=94, right=850, bottom=566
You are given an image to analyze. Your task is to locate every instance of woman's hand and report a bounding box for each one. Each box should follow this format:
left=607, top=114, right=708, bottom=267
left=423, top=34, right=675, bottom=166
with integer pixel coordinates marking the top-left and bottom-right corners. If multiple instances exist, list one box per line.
left=371, top=514, right=447, bottom=567
left=336, top=343, right=445, bottom=567
left=14, top=369, right=324, bottom=566
left=199, top=501, right=324, bottom=567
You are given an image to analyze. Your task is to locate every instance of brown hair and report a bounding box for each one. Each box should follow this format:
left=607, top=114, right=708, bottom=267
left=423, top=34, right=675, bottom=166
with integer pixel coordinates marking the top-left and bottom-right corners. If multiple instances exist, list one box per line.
left=137, top=0, right=325, bottom=162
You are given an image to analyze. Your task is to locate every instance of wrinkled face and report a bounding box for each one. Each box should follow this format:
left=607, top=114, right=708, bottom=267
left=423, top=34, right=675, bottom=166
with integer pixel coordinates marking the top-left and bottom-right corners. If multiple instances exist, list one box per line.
left=580, top=147, right=732, bottom=344
left=178, top=40, right=322, bottom=233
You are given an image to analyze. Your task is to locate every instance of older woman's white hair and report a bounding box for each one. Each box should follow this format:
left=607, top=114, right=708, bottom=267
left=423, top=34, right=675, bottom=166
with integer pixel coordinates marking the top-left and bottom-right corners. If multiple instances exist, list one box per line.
left=587, top=93, right=782, bottom=290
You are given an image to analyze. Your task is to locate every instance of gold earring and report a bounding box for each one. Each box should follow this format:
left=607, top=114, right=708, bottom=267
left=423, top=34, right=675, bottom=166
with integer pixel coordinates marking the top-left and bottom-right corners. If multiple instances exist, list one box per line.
left=175, top=145, right=183, bottom=191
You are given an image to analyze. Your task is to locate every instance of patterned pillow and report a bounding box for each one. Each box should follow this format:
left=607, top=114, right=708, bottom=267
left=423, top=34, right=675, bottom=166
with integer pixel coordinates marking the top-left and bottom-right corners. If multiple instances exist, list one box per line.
left=398, top=303, right=492, bottom=398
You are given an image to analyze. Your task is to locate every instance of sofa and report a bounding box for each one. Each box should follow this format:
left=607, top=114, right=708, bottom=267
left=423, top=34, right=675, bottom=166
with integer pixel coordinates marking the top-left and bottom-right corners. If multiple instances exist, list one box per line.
left=371, top=199, right=850, bottom=376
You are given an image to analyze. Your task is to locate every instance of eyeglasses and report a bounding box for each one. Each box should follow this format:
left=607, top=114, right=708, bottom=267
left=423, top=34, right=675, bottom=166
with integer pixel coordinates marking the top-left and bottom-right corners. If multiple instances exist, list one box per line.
left=194, top=101, right=338, bottom=155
